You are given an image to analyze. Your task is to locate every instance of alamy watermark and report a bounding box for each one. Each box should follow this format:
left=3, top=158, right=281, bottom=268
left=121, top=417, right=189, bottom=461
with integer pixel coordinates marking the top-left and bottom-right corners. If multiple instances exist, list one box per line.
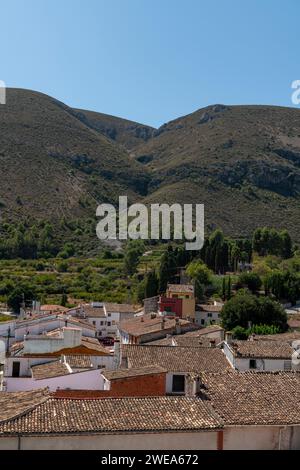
left=0, top=81, right=6, bottom=104
left=96, top=196, right=204, bottom=250
left=291, top=80, right=300, bottom=105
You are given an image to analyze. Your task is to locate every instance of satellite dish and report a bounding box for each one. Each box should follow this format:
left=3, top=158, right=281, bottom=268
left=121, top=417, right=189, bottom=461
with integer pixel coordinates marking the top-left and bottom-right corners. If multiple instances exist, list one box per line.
left=0, top=340, right=5, bottom=364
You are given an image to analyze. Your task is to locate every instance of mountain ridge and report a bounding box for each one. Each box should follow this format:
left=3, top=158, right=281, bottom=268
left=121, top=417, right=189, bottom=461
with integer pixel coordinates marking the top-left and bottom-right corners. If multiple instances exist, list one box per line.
left=1, top=88, right=300, bottom=241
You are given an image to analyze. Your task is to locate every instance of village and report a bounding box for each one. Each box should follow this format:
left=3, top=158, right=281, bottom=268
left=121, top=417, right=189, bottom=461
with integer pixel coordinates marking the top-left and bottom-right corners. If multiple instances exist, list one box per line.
left=1, top=272, right=300, bottom=450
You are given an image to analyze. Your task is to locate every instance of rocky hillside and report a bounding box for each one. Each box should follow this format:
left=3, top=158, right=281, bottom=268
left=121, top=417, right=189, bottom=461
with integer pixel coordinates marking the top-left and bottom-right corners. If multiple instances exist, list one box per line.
left=0, top=88, right=149, bottom=224
left=1, top=89, right=300, bottom=241
left=133, top=104, right=300, bottom=238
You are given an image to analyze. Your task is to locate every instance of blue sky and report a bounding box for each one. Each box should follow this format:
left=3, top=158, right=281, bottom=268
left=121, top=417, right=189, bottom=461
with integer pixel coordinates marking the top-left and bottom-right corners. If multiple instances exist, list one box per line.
left=1, top=0, right=299, bottom=127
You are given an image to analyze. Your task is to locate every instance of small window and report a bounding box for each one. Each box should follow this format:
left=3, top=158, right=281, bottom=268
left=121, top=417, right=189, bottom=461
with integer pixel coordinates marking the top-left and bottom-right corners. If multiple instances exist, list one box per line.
left=107, top=321, right=111, bottom=326
left=108, top=313, right=111, bottom=317
left=12, top=361, right=20, bottom=377
left=172, top=374, right=185, bottom=393
left=201, top=319, right=205, bottom=325
left=249, top=359, right=256, bottom=369
left=100, top=321, right=104, bottom=326
left=92, top=321, right=96, bottom=326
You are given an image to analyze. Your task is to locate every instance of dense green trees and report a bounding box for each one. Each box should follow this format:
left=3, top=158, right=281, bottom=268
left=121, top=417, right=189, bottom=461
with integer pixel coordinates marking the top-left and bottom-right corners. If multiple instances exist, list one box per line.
left=253, top=228, right=292, bottom=259
left=200, top=229, right=252, bottom=274
left=221, top=290, right=287, bottom=331
left=237, top=272, right=262, bottom=294
left=124, top=240, right=145, bottom=275
left=7, top=284, right=37, bottom=314
left=264, top=270, right=300, bottom=305
left=186, top=260, right=212, bottom=300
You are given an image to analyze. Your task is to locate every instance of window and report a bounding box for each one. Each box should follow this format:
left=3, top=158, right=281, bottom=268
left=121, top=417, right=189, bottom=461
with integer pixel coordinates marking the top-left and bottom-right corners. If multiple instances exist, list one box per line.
left=107, top=321, right=111, bottom=326
left=108, top=313, right=111, bottom=317
left=201, top=319, right=205, bottom=325
left=249, top=359, right=257, bottom=369
left=207, top=313, right=212, bottom=318
left=12, top=361, right=20, bottom=377
left=112, top=320, right=116, bottom=325
left=98, top=331, right=102, bottom=337
left=92, top=321, right=96, bottom=326
left=100, top=321, right=104, bottom=326
left=164, top=306, right=172, bottom=312
left=172, top=374, right=185, bottom=393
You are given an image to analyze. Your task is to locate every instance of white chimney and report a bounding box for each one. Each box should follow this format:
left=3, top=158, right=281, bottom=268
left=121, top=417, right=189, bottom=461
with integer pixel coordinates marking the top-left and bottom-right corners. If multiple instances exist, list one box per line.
left=63, top=327, right=82, bottom=348
left=113, top=339, right=121, bottom=369
left=225, top=331, right=233, bottom=344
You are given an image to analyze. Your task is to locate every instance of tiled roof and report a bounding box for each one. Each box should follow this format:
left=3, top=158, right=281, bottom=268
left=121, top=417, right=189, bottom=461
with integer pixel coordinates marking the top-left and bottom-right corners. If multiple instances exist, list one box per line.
left=197, top=304, right=222, bottom=313
left=119, top=314, right=198, bottom=338
left=102, top=365, right=167, bottom=381
left=104, top=303, right=136, bottom=314
left=0, top=389, right=49, bottom=423
left=31, top=360, right=71, bottom=380
left=122, top=344, right=231, bottom=373
left=167, top=284, right=194, bottom=293
left=201, top=371, right=300, bottom=426
left=252, top=332, right=300, bottom=344
left=0, top=396, right=222, bottom=435
left=41, top=305, right=68, bottom=312
left=65, top=355, right=93, bottom=368
left=147, top=335, right=213, bottom=347
left=82, top=305, right=106, bottom=318
left=147, top=326, right=223, bottom=347
left=230, top=340, right=293, bottom=359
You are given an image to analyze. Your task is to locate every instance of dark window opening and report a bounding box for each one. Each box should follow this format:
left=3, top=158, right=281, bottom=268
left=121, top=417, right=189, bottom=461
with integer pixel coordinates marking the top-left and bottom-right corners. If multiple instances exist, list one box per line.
left=12, top=361, right=20, bottom=377
left=172, top=374, right=185, bottom=393
left=249, top=359, right=257, bottom=369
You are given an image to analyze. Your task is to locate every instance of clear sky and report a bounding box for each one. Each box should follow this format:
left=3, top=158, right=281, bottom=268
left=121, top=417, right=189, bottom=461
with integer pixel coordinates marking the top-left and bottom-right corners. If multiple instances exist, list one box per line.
left=1, top=0, right=299, bottom=127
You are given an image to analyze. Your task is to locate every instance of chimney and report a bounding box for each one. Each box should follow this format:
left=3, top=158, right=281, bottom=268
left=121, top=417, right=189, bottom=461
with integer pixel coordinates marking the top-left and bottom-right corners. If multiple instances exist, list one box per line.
left=225, top=331, right=233, bottom=344
left=113, top=339, right=121, bottom=369
left=63, top=327, right=82, bottom=348
left=175, top=317, right=181, bottom=335
left=209, top=339, right=216, bottom=348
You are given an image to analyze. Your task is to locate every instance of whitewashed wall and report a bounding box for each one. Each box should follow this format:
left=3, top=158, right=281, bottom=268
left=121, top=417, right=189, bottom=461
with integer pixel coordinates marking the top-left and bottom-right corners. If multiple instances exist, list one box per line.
left=4, top=368, right=104, bottom=392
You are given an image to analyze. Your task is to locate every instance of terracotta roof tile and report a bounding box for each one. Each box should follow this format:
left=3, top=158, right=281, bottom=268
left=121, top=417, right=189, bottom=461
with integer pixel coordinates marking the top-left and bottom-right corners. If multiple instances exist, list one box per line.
left=119, top=314, right=198, bottom=338
left=65, top=355, right=93, bottom=368
left=104, top=303, right=136, bottom=314
left=201, top=371, right=300, bottom=425
left=102, top=365, right=167, bottom=381
left=230, top=340, right=293, bottom=359
left=31, top=360, right=71, bottom=380
left=0, top=396, right=222, bottom=435
left=0, top=389, right=49, bottom=423
left=122, top=344, right=231, bottom=373
left=167, top=284, right=194, bottom=293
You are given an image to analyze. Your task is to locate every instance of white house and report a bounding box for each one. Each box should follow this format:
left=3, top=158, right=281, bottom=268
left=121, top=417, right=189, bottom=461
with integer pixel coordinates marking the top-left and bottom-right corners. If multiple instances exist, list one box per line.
left=69, top=302, right=136, bottom=340
left=4, top=357, right=104, bottom=392
left=195, top=302, right=223, bottom=326
left=4, top=327, right=114, bottom=386
left=222, top=338, right=297, bottom=371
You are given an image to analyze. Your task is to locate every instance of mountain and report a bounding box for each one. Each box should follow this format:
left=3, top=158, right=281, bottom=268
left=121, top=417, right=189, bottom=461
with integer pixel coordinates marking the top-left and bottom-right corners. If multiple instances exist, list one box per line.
left=73, top=108, right=154, bottom=151
left=1, top=89, right=300, bottom=243
left=0, top=88, right=149, bottom=224
left=133, top=104, right=300, bottom=239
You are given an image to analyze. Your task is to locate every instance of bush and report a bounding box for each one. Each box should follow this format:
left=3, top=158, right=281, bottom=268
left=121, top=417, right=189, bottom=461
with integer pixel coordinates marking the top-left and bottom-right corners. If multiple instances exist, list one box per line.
left=221, top=291, right=287, bottom=331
